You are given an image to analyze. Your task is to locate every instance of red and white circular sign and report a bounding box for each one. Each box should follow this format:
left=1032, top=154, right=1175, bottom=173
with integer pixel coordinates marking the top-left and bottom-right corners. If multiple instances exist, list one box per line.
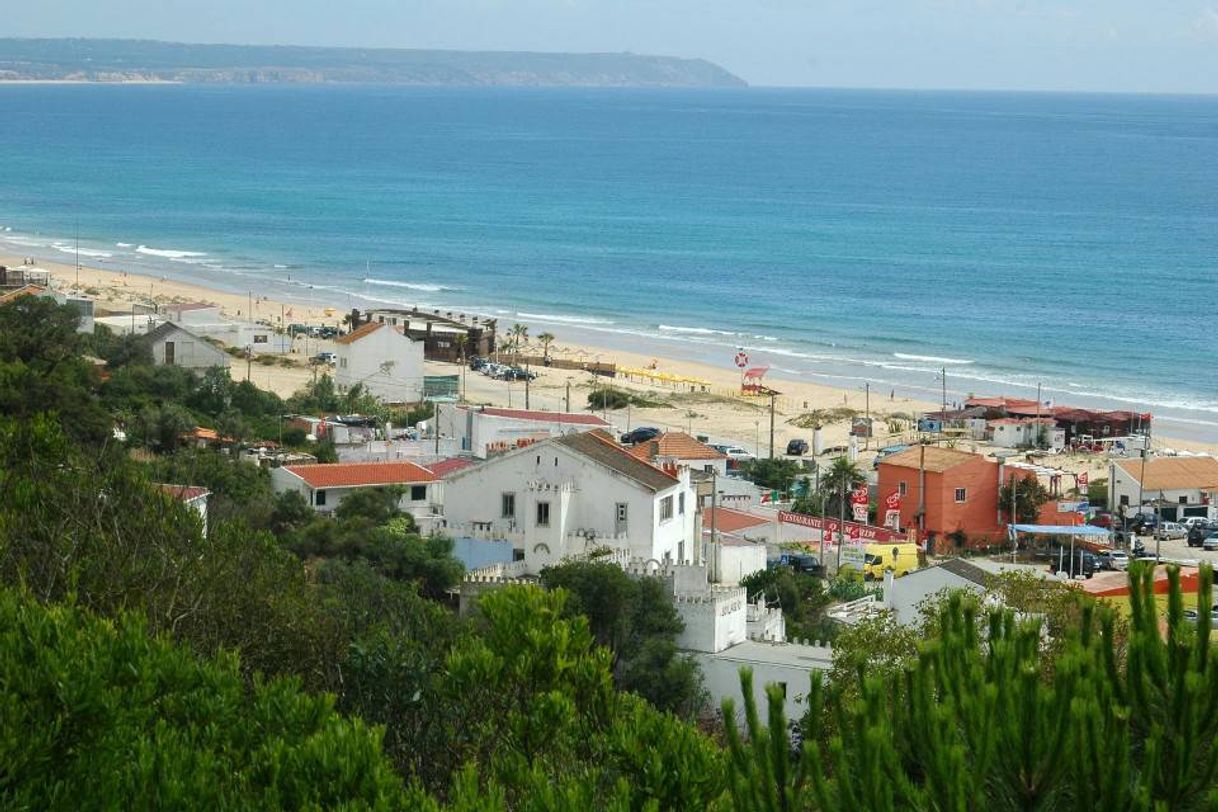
left=734, top=350, right=749, bottom=368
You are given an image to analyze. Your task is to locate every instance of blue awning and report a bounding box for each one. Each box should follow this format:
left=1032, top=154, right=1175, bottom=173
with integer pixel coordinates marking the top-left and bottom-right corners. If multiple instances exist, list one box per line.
left=1010, top=524, right=1111, bottom=537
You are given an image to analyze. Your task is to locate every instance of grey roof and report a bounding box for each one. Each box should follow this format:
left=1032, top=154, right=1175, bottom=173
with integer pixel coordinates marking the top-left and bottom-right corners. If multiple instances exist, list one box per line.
left=935, top=558, right=991, bottom=587
left=555, top=431, right=679, bottom=493
left=887, top=563, right=987, bottom=627
left=700, top=639, right=833, bottom=670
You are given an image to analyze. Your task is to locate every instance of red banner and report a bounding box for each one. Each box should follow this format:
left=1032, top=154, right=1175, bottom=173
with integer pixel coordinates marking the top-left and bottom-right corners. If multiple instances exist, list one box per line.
left=777, top=511, right=903, bottom=542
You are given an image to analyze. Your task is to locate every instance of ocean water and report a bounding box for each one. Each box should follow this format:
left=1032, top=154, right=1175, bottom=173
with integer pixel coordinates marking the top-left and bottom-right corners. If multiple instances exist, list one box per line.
left=0, top=84, right=1215, bottom=439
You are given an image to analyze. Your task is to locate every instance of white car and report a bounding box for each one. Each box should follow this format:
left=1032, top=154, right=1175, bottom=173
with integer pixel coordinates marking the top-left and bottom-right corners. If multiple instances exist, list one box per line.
left=1107, top=550, right=1130, bottom=570
left=1154, top=522, right=1187, bottom=541
left=723, top=446, right=755, bottom=460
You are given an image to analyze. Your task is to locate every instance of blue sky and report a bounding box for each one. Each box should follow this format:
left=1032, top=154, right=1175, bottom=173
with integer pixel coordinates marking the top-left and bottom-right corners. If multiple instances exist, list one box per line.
left=9, top=0, right=1218, bottom=92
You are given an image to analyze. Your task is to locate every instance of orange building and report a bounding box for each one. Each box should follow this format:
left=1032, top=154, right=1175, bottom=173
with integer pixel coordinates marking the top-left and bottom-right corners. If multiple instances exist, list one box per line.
left=878, top=446, right=1084, bottom=549
left=877, top=447, right=1004, bottom=548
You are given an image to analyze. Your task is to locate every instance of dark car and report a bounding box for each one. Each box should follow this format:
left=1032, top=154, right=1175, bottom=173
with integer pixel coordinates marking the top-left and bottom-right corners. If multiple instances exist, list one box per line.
left=1088, top=513, right=1116, bottom=529
left=620, top=426, right=661, bottom=445
left=786, top=438, right=809, bottom=456
left=1188, top=525, right=1206, bottom=547
left=1049, top=548, right=1099, bottom=579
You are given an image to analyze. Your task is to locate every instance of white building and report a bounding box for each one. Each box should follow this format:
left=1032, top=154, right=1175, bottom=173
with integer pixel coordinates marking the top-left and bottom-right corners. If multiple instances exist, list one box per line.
left=159, top=484, right=211, bottom=537
left=438, top=405, right=613, bottom=459
left=271, top=460, right=444, bottom=530
left=628, top=431, right=729, bottom=476
left=1109, top=456, right=1218, bottom=522
left=139, top=322, right=231, bottom=370
left=442, top=430, right=698, bottom=573
left=988, top=418, right=1066, bottom=452
left=162, top=303, right=292, bottom=355
left=334, top=321, right=425, bottom=404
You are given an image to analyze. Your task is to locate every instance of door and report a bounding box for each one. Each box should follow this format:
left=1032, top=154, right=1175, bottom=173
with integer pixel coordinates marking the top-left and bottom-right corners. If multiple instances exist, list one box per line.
left=164, top=340, right=175, bottom=365
left=615, top=503, right=628, bottom=536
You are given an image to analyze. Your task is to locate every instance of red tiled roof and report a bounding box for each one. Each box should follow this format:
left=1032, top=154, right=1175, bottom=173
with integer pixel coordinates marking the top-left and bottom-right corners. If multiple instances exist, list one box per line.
left=629, top=432, right=726, bottom=462
left=0, top=284, right=48, bottom=305
left=158, top=484, right=210, bottom=502
left=283, top=461, right=438, bottom=488
left=334, top=321, right=385, bottom=345
left=704, top=507, right=769, bottom=533
left=423, top=458, right=476, bottom=479
left=464, top=406, right=610, bottom=427
left=1113, top=456, right=1218, bottom=491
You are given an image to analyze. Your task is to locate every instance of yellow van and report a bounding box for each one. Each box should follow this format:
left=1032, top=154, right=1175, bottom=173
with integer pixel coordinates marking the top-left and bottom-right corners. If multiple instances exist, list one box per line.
left=862, top=543, right=921, bottom=580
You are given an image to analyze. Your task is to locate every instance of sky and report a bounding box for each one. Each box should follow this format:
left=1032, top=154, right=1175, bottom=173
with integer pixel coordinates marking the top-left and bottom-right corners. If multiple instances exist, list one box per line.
left=7, top=0, right=1218, bottom=93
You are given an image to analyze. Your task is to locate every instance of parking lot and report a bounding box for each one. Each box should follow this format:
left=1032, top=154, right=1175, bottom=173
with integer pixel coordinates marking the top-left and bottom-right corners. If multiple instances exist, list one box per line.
left=1117, top=532, right=1218, bottom=568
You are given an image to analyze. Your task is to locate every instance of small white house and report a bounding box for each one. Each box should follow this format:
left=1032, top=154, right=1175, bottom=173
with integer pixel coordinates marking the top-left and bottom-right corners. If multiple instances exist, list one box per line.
left=629, top=431, right=728, bottom=476
left=139, top=322, right=231, bottom=370
left=334, top=321, right=425, bottom=403
left=439, top=405, right=613, bottom=459
left=988, top=418, right=1065, bottom=452
left=271, top=460, right=444, bottom=530
left=1109, top=456, right=1218, bottom=522
left=159, top=484, right=211, bottom=537
left=442, top=430, right=698, bottom=573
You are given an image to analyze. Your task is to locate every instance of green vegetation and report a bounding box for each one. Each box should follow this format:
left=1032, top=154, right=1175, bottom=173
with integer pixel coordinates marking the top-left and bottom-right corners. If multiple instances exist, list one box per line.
left=6, top=298, right=1218, bottom=808
left=587, top=386, right=668, bottom=410
left=741, top=457, right=803, bottom=492
left=788, top=406, right=858, bottom=428
left=727, top=566, right=1218, bottom=810
left=1000, top=475, right=1054, bottom=523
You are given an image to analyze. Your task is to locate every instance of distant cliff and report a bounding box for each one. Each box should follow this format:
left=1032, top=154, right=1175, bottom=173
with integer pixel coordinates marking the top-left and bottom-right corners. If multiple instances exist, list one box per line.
left=0, top=39, right=747, bottom=88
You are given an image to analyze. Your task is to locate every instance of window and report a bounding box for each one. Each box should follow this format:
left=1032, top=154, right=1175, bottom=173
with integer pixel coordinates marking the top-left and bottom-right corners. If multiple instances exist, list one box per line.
left=253, top=334, right=268, bottom=344
left=660, top=496, right=674, bottom=521
left=410, top=485, right=427, bottom=502
left=899, top=481, right=907, bottom=496
left=339, top=357, right=347, bottom=369
left=315, top=489, right=327, bottom=506
left=501, top=492, right=516, bottom=518
left=777, top=682, right=788, bottom=699
left=536, top=501, right=551, bottom=527
left=679, top=492, right=686, bottom=515
left=1180, top=496, right=1189, bottom=505
left=954, top=488, right=967, bottom=503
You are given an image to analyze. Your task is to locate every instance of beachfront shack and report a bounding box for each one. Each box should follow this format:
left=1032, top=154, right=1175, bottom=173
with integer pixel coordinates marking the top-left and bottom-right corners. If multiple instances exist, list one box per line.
left=357, top=307, right=496, bottom=362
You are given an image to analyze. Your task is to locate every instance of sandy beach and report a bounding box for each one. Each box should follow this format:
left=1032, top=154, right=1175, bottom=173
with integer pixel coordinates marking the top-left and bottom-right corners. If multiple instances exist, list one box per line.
left=12, top=251, right=1217, bottom=482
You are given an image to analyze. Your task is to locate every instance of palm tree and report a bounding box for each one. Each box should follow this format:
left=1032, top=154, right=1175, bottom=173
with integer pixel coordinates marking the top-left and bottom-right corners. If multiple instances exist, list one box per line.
left=537, top=332, right=556, bottom=364
left=508, top=323, right=529, bottom=359
left=821, top=456, right=866, bottom=518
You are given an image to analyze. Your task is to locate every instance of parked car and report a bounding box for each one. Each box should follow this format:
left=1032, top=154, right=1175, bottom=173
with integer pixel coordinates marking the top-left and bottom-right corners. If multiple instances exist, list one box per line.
left=311, top=351, right=337, bottom=365
left=1188, top=525, right=1207, bottom=547
left=786, top=438, right=809, bottom=456
left=620, top=426, right=661, bottom=445
left=1088, top=513, right=1116, bottom=529
left=722, top=446, right=755, bottom=461
left=1048, top=548, right=1099, bottom=579
left=1131, top=514, right=1160, bottom=533
left=1154, top=522, right=1187, bottom=541
left=469, top=356, right=488, bottom=371
left=1184, top=606, right=1218, bottom=629
left=1183, top=517, right=1211, bottom=530
left=1130, top=538, right=1147, bottom=557
left=1203, top=533, right=1218, bottom=552
left=1105, top=550, right=1130, bottom=571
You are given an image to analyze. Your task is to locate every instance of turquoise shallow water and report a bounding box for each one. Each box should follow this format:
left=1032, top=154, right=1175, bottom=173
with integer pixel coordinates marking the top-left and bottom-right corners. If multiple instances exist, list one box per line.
left=0, top=85, right=1214, bottom=438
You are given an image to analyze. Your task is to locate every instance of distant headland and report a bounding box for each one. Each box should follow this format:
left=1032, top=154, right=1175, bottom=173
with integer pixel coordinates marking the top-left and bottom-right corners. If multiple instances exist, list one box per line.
left=0, top=38, right=747, bottom=88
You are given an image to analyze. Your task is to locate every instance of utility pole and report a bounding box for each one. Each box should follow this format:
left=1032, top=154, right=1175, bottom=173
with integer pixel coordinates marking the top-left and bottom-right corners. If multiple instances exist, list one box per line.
left=1035, top=382, right=1043, bottom=449
left=940, top=366, right=947, bottom=423
left=245, top=346, right=252, bottom=382
left=768, top=393, right=776, bottom=460
left=434, top=402, right=441, bottom=455
left=709, top=469, right=718, bottom=582
left=1155, top=490, right=1163, bottom=562
left=836, top=476, right=846, bottom=572
left=564, top=379, right=571, bottom=413
left=864, top=382, right=871, bottom=451
left=918, top=442, right=927, bottom=539
left=525, top=372, right=530, bottom=410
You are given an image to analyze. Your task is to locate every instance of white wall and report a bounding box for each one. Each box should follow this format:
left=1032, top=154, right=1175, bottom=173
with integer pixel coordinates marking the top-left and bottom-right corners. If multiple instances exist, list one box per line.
left=270, top=468, right=441, bottom=524
left=442, top=441, right=698, bottom=571
left=674, top=585, right=747, bottom=653
left=440, top=407, right=609, bottom=459
left=716, top=542, right=768, bottom=586
left=336, top=325, right=424, bottom=403
left=149, top=327, right=231, bottom=370
left=695, top=642, right=832, bottom=726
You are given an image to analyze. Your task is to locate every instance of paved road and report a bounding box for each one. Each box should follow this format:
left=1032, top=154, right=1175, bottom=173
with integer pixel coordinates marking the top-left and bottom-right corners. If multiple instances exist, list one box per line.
left=1123, top=532, right=1218, bottom=567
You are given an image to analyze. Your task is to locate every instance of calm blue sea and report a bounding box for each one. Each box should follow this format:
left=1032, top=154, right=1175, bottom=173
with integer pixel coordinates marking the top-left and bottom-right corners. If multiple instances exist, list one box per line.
left=0, top=85, right=1215, bottom=438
